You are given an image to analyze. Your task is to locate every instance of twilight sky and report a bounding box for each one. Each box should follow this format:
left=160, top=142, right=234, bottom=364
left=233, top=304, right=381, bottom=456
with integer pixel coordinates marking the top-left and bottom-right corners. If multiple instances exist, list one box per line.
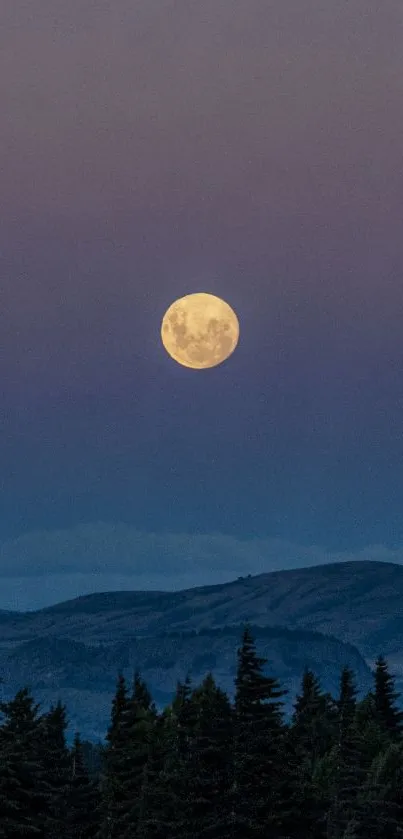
left=2, top=0, right=403, bottom=610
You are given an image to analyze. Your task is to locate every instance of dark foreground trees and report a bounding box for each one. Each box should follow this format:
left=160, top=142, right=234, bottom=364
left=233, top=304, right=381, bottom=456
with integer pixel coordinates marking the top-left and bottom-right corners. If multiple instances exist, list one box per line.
left=1, top=627, right=403, bottom=838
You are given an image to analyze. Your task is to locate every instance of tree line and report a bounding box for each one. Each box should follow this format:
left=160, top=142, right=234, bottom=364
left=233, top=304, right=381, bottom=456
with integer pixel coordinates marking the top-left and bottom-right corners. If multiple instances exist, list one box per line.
left=1, top=624, right=403, bottom=837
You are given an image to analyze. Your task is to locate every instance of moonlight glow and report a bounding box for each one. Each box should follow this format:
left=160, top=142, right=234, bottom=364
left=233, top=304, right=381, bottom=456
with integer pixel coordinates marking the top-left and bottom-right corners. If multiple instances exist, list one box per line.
left=161, top=292, right=240, bottom=369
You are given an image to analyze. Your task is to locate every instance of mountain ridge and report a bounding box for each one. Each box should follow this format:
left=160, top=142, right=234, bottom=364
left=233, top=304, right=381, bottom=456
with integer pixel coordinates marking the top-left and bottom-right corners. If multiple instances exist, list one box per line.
left=21, top=558, right=403, bottom=615
left=4, top=559, right=399, bottom=659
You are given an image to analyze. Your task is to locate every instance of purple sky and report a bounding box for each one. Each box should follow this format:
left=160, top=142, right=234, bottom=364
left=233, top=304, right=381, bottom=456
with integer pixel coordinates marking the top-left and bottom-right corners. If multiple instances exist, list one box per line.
left=1, top=0, right=403, bottom=608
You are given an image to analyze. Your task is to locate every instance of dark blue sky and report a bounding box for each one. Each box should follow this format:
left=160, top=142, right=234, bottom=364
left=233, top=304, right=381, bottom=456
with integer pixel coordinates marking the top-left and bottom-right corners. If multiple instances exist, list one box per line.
left=1, top=0, right=403, bottom=608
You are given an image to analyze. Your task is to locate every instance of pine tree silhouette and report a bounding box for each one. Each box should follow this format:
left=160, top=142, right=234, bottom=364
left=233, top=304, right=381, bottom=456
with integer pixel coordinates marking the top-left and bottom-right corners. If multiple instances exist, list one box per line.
left=374, top=656, right=403, bottom=741
left=233, top=624, right=288, bottom=839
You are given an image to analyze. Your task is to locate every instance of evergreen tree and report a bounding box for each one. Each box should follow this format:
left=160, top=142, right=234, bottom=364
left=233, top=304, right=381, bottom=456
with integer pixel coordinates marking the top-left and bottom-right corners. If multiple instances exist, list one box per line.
left=0, top=687, right=46, bottom=837
left=374, top=656, right=403, bottom=741
left=322, top=743, right=361, bottom=839
left=233, top=624, right=287, bottom=839
left=322, top=667, right=363, bottom=839
left=324, top=667, right=361, bottom=839
left=97, top=672, right=130, bottom=839
left=137, top=710, right=179, bottom=839
left=291, top=668, right=337, bottom=771
left=337, top=666, right=357, bottom=741
left=287, top=669, right=337, bottom=839
left=37, top=700, right=71, bottom=838
left=353, top=692, right=390, bottom=768
left=147, top=676, right=200, bottom=839
left=66, top=731, right=100, bottom=838
left=184, top=673, right=234, bottom=839
left=120, top=671, right=157, bottom=838
left=95, top=670, right=157, bottom=839
left=131, top=670, right=156, bottom=715
left=170, top=674, right=196, bottom=762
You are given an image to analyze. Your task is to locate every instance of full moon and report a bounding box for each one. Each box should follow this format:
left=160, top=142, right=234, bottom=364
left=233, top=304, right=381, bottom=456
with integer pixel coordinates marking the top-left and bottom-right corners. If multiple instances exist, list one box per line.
left=161, top=292, right=239, bottom=369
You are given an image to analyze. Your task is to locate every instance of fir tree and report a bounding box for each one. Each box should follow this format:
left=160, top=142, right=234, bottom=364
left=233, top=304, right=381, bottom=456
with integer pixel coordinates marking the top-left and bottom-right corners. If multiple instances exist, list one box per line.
left=170, top=674, right=196, bottom=762
left=324, top=667, right=362, bottom=839
left=287, top=669, right=337, bottom=839
left=37, top=700, right=71, bottom=838
left=233, top=624, right=288, bottom=839
left=337, top=666, right=357, bottom=742
left=374, top=656, right=403, bottom=741
left=66, top=731, right=100, bottom=838
left=147, top=676, right=200, bottom=839
left=0, top=687, right=47, bottom=837
left=137, top=710, right=179, bottom=839
left=119, top=671, right=157, bottom=838
left=353, top=692, right=390, bottom=768
left=131, top=670, right=156, bottom=715
left=184, top=673, right=234, bottom=839
left=97, top=672, right=130, bottom=839
left=291, top=668, right=337, bottom=771
left=108, top=672, right=130, bottom=740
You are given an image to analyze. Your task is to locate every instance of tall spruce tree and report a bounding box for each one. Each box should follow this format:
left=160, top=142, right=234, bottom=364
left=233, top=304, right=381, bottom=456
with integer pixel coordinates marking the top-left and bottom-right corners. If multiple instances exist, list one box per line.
left=97, top=672, right=130, bottom=839
left=353, top=692, right=390, bottom=768
left=291, top=668, right=337, bottom=771
left=184, top=673, right=234, bottom=839
left=374, top=656, right=403, bottom=741
left=337, top=667, right=357, bottom=741
left=324, top=667, right=362, bottom=839
left=137, top=709, right=179, bottom=839
left=286, top=668, right=336, bottom=839
left=138, top=677, right=199, bottom=839
left=160, top=676, right=200, bottom=838
left=66, top=731, right=100, bottom=838
left=0, top=687, right=47, bottom=837
left=99, top=670, right=156, bottom=839
left=119, top=671, right=157, bottom=838
left=170, top=674, right=196, bottom=760
left=233, top=624, right=287, bottom=839
left=37, top=700, right=71, bottom=838
left=282, top=729, right=327, bottom=839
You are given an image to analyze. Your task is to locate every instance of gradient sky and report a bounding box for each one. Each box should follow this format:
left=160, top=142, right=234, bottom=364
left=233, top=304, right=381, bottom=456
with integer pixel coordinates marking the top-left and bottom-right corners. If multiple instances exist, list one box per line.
left=2, top=0, right=403, bottom=609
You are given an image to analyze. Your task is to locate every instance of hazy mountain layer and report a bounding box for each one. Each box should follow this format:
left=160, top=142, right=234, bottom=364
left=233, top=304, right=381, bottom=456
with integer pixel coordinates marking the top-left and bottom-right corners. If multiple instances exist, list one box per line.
left=0, top=624, right=372, bottom=743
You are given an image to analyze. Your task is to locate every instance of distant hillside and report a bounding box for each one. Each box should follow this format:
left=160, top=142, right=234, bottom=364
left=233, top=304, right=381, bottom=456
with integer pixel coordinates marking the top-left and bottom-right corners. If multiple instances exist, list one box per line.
left=4, top=560, right=403, bottom=660
left=0, top=623, right=372, bottom=743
